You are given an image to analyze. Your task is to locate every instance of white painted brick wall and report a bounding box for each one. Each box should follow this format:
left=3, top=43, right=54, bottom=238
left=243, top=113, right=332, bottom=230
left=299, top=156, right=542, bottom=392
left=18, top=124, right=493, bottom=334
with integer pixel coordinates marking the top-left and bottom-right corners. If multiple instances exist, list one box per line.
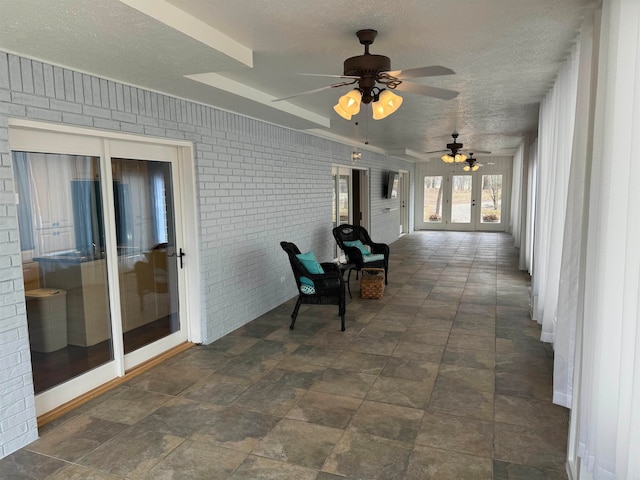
left=0, top=50, right=415, bottom=458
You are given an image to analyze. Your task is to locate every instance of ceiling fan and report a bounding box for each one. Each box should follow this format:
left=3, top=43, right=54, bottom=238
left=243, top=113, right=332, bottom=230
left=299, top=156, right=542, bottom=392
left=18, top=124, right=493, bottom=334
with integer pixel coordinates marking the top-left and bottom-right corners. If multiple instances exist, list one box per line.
left=426, top=133, right=491, bottom=163
left=273, top=29, right=459, bottom=120
left=462, top=153, right=483, bottom=171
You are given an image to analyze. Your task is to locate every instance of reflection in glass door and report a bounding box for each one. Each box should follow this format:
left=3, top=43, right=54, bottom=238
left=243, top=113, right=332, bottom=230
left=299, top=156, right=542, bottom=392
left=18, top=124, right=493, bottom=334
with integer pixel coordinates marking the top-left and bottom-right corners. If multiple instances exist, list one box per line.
left=112, top=158, right=180, bottom=355
left=14, top=152, right=113, bottom=394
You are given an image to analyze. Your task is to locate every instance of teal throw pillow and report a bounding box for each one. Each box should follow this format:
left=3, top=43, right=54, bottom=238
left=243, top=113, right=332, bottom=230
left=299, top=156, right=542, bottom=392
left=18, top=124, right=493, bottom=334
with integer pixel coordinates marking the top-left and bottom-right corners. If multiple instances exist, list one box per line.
left=296, top=251, right=325, bottom=275
left=344, top=240, right=370, bottom=256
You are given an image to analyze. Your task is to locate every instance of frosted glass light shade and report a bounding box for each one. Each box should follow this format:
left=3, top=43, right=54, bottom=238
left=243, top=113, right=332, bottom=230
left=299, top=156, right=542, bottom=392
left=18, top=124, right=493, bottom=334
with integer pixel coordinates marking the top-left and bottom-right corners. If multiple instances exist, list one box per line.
left=338, top=90, right=362, bottom=115
left=441, top=154, right=455, bottom=163
left=333, top=103, right=352, bottom=120
left=454, top=153, right=467, bottom=162
left=372, top=90, right=403, bottom=120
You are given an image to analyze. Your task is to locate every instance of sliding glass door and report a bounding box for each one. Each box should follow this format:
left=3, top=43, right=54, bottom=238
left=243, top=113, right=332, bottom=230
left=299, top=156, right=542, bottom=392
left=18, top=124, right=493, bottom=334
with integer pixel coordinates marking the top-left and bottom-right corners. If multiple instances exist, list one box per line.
left=10, top=127, right=190, bottom=414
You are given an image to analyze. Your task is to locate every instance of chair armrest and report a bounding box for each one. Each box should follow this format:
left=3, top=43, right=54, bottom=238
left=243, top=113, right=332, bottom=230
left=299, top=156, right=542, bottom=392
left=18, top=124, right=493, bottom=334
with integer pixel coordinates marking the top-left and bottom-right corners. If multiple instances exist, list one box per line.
left=320, top=262, right=340, bottom=274
left=342, top=246, right=365, bottom=265
left=369, top=242, right=389, bottom=256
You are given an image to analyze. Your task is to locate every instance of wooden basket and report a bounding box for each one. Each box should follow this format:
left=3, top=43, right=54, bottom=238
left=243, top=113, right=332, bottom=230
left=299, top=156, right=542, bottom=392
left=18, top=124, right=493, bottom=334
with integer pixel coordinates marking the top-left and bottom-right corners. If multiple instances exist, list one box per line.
left=360, top=268, right=385, bottom=299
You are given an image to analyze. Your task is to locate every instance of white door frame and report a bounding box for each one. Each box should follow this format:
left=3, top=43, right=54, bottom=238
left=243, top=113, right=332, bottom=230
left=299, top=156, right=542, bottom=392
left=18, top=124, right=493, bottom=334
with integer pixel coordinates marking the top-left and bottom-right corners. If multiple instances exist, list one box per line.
left=9, top=119, right=201, bottom=415
left=416, top=157, right=512, bottom=231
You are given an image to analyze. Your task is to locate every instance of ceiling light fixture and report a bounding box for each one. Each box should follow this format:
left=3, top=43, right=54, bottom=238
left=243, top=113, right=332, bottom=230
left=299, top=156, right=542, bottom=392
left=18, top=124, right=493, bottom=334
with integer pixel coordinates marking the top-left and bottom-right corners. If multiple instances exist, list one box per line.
left=334, top=86, right=403, bottom=121
left=463, top=153, right=480, bottom=171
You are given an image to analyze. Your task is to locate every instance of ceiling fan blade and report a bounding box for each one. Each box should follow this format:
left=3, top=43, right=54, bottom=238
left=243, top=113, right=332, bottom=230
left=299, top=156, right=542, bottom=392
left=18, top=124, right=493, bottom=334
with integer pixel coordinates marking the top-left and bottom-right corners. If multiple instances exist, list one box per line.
left=424, top=149, right=450, bottom=154
left=461, top=149, right=492, bottom=154
left=272, top=82, right=352, bottom=102
left=298, top=73, right=360, bottom=80
left=394, top=81, right=459, bottom=100
left=386, top=65, right=455, bottom=79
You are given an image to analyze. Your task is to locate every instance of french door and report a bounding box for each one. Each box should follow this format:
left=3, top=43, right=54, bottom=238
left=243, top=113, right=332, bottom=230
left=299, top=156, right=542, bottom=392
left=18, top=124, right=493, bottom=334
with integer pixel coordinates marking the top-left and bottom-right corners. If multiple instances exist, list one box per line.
left=10, top=123, right=195, bottom=415
left=417, top=161, right=509, bottom=231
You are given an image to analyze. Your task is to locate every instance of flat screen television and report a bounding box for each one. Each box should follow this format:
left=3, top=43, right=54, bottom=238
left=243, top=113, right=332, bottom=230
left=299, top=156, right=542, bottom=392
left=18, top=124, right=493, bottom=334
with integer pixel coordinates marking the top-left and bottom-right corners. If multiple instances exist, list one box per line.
left=385, top=171, right=399, bottom=199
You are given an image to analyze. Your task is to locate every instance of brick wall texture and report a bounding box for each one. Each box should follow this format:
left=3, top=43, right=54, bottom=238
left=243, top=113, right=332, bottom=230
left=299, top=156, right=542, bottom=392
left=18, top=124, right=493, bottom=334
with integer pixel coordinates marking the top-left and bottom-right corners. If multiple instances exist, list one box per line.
left=0, top=51, right=414, bottom=457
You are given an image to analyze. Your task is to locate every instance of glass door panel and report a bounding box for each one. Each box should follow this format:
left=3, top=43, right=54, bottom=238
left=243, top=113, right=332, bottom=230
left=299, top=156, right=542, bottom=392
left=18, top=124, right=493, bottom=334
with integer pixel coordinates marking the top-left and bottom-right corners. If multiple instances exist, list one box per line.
left=338, top=173, right=350, bottom=224
left=13, top=151, right=113, bottom=395
left=451, top=174, right=473, bottom=224
left=480, top=174, right=503, bottom=224
left=423, top=175, right=444, bottom=223
left=112, top=158, right=180, bottom=355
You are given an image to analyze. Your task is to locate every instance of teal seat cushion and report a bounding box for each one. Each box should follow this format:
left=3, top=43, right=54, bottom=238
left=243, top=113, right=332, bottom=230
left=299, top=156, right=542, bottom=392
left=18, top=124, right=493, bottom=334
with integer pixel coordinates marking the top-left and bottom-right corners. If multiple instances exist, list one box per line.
left=363, top=253, right=385, bottom=263
left=343, top=240, right=370, bottom=255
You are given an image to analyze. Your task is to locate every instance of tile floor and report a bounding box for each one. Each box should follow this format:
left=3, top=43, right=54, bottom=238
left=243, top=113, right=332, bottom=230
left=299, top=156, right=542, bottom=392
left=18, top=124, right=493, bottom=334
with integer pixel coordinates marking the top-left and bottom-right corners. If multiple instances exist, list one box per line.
left=0, top=231, right=570, bottom=479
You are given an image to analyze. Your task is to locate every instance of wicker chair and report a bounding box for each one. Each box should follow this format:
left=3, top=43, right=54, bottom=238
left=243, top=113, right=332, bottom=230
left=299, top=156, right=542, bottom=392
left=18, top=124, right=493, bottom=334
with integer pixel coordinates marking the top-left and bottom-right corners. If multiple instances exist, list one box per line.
left=280, top=241, right=346, bottom=331
left=332, top=224, right=389, bottom=285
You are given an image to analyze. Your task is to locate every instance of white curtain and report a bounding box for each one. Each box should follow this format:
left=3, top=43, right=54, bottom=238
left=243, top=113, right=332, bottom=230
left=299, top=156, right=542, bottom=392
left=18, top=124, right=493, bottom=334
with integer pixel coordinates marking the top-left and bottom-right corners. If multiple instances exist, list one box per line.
left=509, top=142, right=524, bottom=243
left=523, top=138, right=537, bottom=275
left=553, top=11, right=598, bottom=409
left=531, top=42, right=580, bottom=343
left=577, top=0, right=640, bottom=478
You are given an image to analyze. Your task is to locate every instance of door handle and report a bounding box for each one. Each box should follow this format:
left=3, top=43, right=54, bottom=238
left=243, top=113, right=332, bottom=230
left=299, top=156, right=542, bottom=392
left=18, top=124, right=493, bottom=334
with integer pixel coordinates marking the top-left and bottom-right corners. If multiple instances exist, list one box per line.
left=169, top=248, right=186, bottom=268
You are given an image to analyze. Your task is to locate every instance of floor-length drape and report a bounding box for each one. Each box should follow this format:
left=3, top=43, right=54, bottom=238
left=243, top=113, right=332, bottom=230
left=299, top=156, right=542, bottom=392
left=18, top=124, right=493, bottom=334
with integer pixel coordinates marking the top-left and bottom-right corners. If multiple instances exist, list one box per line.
left=531, top=42, right=580, bottom=343
left=553, top=12, right=598, bottom=409
left=577, top=0, right=640, bottom=478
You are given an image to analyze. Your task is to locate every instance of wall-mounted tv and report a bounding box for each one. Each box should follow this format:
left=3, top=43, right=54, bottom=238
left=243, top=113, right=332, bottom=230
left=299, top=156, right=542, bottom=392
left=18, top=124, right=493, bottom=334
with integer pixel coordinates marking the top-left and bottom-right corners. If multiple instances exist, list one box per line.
left=385, top=171, right=399, bottom=199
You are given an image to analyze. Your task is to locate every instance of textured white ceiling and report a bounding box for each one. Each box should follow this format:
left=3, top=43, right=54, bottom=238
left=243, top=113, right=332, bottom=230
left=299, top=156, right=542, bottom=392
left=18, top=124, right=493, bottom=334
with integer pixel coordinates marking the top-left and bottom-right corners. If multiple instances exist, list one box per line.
left=0, top=0, right=592, bottom=160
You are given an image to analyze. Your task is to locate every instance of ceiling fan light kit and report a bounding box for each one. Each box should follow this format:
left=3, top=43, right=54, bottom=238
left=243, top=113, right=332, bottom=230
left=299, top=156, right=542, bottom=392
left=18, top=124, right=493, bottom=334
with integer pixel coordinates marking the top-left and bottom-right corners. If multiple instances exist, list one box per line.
left=273, top=29, right=458, bottom=122
left=430, top=134, right=489, bottom=169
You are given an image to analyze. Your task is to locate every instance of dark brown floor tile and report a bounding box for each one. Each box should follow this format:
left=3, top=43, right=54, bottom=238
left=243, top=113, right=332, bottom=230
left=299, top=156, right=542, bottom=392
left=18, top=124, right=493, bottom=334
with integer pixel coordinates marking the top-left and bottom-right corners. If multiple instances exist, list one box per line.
left=435, top=364, right=495, bottom=394
left=366, top=376, right=434, bottom=409
left=26, top=414, right=128, bottom=462
left=229, top=455, right=318, bottom=479
left=429, top=385, right=494, bottom=421
left=494, top=422, right=568, bottom=471
left=392, top=341, right=445, bottom=363
left=331, top=351, right=389, bottom=375
left=441, top=346, right=495, bottom=370
left=415, top=411, right=493, bottom=457
left=494, top=394, right=569, bottom=428
left=286, top=390, right=362, bottom=428
left=348, top=400, right=424, bottom=442
left=125, top=364, right=203, bottom=396
left=77, top=428, right=184, bottom=478
left=130, top=396, right=223, bottom=438
left=253, top=418, right=343, bottom=469
left=381, top=356, right=439, bottom=382
left=140, top=440, right=246, bottom=479
left=406, top=445, right=493, bottom=480
left=232, top=380, right=306, bottom=416
left=0, top=449, right=68, bottom=479
left=323, top=431, right=412, bottom=480
left=495, top=371, right=554, bottom=400
left=493, top=460, right=568, bottom=479
left=310, top=368, right=377, bottom=399
left=180, top=372, right=252, bottom=405
left=85, top=386, right=172, bottom=425
left=260, top=358, right=327, bottom=389
left=447, top=331, right=496, bottom=352
left=190, top=406, right=280, bottom=453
